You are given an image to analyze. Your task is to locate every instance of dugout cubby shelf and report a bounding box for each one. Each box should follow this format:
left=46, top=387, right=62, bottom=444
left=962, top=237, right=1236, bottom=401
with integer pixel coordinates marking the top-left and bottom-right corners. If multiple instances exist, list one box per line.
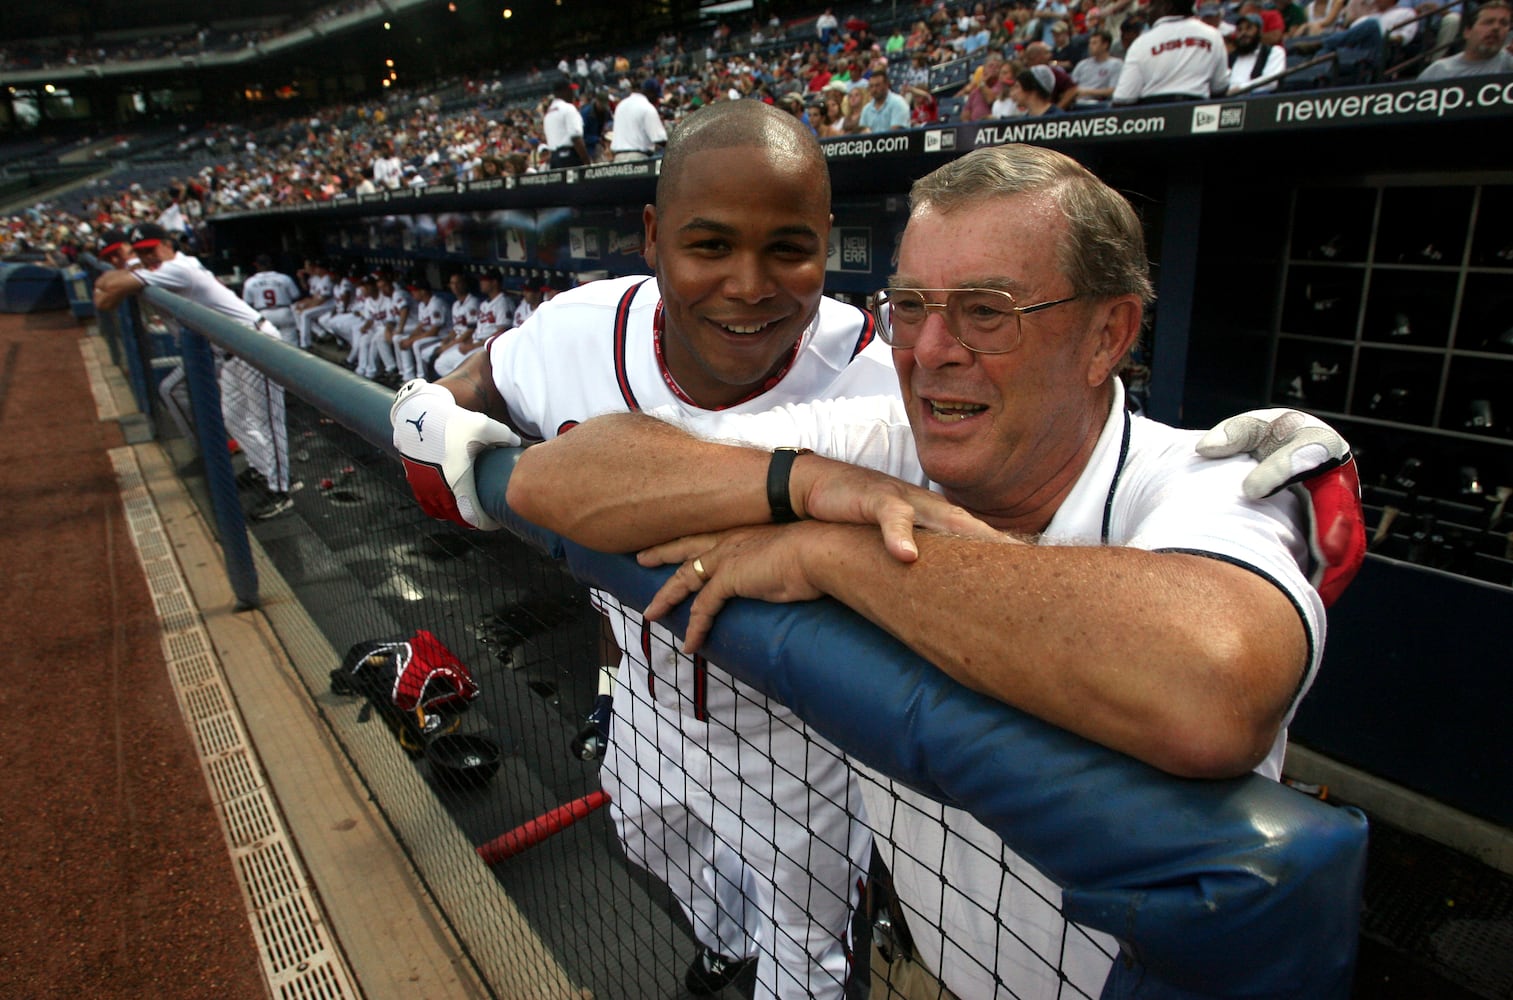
left=1267, top=178, right=1513, bottom=597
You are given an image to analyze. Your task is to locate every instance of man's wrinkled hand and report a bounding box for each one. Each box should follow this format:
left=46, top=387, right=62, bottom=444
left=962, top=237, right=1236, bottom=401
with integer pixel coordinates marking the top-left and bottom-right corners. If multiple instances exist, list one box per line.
left=795, top=459, right=1002, bottom=562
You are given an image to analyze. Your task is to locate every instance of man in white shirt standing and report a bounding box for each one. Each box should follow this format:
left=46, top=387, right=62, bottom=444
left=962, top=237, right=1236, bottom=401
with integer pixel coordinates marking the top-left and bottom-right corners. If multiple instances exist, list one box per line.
left=610, top=77, right=669, bottom=162
left=94, top=223, right=297, bottom=520
left=1112, top=0, right=1230, bottom=103
left=543, top=78, right=590, bottom=169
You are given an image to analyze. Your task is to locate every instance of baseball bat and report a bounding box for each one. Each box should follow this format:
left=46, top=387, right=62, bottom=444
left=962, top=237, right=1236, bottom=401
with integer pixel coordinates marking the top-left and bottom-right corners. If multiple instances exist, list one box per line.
left=476, top=790, right=610, bottom=865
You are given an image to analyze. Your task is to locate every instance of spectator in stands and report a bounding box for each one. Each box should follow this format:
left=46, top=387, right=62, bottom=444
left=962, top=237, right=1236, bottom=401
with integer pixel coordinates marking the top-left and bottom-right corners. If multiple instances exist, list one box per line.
left=1419, top=0, right=1513, bottom=77
left=543, top=78, right=590, bottom=169
left=1198, top=1, right=1237, bottom=38
left=1284, top=0, right=1413, bottom=78
left=956, top=52, right=1008, bottom=121
left=1049, top=20, right=1089, bottom=68
left=1010, top=64, right=1066, bottom=115
left=505, top=142, right=1348, bottom=1000
left=779, top=91, right=817, bottom=134
left=581, top=90, right=612, bottom=164
left=857, top=69, right=912, bottom=132
left=1114, top=14, right=1148, bottom=56
left=1228, top=12, right=1290, bottom=91
left=371, top=139, right=403, bottom=190
left=816, top=7, right=839, bottom=44
left=1072, top=29, right=1125, bottom=106
left=1112, top=0, right=1230, bottom=103
left=1024, top=41, right=1082, bottom=107
left=610, top=77, right=669, bottom=161
left=906, top=83, right=941, bottom=125
left=1292, top=0, right=1349, bottom=35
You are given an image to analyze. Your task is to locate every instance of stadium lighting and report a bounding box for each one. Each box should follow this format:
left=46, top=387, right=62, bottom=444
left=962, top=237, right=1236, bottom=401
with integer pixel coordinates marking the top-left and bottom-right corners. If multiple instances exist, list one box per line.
left=382, top=79, right=391, bottom=87
left=447, top=1, right=456, bottom=9
left=385, top=58, right=395, bottom=67
left=44, top=83, right=56, bottom=94
left=383, top=21, right=392, bottom=29
left=502, top=8, right=513, bottom=17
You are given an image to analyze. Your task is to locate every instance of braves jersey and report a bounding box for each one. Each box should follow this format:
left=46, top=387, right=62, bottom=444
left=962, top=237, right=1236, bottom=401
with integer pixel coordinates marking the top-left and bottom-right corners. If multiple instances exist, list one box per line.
left=450, top=293, right=482, bottom=337
left=242, top=270, right=301, bottom=312
left=667, top=379, right=1324, bottom=1000
left=474, top=292, right=512, bottom=342
left=332, top=277, right=357, bottom=313
left=414, top=295, right=450, bottom=333
left=489, top=274, right=896, bottom=999
left=306, top=272, right=335, bottom=300
left=1112, top=15, right=1230, bottom=102
left=380, top=289, right=414, bottom=328
left=135, top=252, right=264, bottom=328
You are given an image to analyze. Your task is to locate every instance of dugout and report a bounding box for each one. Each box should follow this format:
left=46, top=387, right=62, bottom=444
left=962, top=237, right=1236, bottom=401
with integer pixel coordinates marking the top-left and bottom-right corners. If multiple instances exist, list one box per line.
left=208, top=73, right=1513, bottom=844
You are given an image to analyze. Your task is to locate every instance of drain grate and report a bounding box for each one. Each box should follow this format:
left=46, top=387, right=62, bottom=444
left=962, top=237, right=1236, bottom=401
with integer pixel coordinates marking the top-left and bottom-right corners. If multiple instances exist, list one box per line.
left=107, top=447, right=359, bottom=1000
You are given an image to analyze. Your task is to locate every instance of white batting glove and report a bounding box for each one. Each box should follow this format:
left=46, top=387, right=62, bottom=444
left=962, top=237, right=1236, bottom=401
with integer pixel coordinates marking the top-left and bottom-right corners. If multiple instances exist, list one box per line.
left=390, top=379, right=521, bottom=530
left=1197, top=408, right=1364, bottom=607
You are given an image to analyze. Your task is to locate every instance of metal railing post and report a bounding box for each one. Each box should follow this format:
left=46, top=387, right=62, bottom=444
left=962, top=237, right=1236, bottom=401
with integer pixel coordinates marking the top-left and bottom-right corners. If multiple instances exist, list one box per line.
left=178, top=325, right=261, bottom=609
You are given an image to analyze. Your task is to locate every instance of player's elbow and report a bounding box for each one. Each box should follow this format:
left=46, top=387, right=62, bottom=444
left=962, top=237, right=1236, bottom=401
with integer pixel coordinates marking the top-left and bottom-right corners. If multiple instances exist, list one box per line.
left=1157, top=637, right=1298, bottom=779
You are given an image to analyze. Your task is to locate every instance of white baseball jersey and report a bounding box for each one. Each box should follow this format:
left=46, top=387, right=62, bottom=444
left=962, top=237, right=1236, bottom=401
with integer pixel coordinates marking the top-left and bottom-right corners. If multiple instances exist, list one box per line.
left=306, top=272, right=335, bottom=301
left=1112, top=15, right=1230, bottom=102
left=333, top=277, right=357, bottom=313
left=474, top=292, right=512, bottom=342
left=136, top=253, right=289, bottom=491
left=381, top=288, right=414, bottom=328
left=413, top=294, right=450, bottom=332
left=242, top=270, right=301, bottom=311
left=487, top=274, right=898, bottom=1000
left=450, top=292, right=482, bottom=336
left=666, top=380, right=1324, bottom=1000
left=136, top=252, right=264, bottom=327
left=510, top=298, right=533, bottom=329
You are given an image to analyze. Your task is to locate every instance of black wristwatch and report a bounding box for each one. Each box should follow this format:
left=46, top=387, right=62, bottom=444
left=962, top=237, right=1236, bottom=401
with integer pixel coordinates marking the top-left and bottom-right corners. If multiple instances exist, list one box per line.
left=767, top=447, right=813, bottom=524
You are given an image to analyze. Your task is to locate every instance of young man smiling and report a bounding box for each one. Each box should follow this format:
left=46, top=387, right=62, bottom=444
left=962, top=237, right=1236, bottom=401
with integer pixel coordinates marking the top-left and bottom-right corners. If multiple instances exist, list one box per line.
left=392, top=100, right=906, bottom=1000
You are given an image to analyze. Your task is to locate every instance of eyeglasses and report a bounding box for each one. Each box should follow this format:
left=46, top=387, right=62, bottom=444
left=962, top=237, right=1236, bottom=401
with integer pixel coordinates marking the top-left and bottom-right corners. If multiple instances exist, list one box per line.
left=873, top=287, right=1081, bottom=355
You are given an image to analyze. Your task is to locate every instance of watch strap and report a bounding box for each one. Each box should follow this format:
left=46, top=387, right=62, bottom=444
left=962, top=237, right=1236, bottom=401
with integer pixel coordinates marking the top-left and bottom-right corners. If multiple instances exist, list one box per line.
left=767, top=447, right=812, bottom=524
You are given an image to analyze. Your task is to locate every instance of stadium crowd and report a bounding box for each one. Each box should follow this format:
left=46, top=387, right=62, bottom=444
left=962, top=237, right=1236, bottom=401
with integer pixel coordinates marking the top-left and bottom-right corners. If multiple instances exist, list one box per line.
left=7, top=0, right=1508, bottom=283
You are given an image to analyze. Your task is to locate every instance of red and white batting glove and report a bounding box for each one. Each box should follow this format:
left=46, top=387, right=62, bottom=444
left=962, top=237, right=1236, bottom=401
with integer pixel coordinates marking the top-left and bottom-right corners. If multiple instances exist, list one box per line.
left=1196, top=408, right=1366, bottom=607
left=391, top=378, right=521, bottom=530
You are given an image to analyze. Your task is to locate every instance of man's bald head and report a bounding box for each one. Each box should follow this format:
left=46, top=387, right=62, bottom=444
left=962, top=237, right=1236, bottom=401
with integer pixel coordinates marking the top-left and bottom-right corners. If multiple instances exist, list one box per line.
left=656, top=100, right=830, bottom=213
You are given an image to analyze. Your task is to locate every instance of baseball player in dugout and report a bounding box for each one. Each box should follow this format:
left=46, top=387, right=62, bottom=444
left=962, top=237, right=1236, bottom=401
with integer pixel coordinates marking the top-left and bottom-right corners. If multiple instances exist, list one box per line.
left=94, top=223, right=298, bottom=521
left=501, top=145, right=1367, bottom=999
left=392, top=112, right=1363, bottom=998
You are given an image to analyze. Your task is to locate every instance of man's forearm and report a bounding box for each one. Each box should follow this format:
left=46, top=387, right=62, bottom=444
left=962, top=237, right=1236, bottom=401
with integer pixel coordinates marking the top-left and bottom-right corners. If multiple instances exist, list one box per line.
left=798, top=525, right=1309, bottom=779
left=507, top=413, right=772, bottom=550
left=436, top=345, right=510, bottom=419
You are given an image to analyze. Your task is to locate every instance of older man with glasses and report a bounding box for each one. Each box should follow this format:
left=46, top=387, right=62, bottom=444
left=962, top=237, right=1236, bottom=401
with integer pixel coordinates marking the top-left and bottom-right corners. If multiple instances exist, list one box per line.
left=507, top=143, right=1365, bottom=1000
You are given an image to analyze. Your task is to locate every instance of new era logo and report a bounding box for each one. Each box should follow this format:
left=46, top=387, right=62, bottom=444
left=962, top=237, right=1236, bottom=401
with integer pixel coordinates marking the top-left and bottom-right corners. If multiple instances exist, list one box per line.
left=1192, top=104, right=1246, bottom=134
left=924, top=130, right=956, bottom=153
